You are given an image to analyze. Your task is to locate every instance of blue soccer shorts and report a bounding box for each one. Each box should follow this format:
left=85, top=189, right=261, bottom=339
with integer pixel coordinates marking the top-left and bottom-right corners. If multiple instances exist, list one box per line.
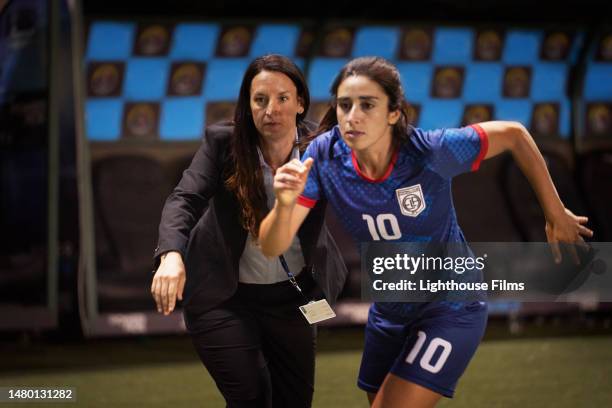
left=357, top=301, right=487, bottom=398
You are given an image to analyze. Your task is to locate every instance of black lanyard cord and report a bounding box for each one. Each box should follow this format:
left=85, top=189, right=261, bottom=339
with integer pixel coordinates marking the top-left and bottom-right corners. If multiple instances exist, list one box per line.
left=279, top=255, right=310, bottom=303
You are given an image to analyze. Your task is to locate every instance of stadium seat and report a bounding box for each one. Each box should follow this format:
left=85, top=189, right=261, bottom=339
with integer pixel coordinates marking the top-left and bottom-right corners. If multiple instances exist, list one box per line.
left=352, top=26, right=400, bottom=59
left=453, top=155, right=523, bottom=242
left=86, top=99, right=123, bottom=140
left=124, top=58, right=171, bottom=100
left=250, top=24, right=301, bottom=57
left=86, top=21, right=135, bottom=60
left=0, top=152, right=48, bottom=305
left=169, top=23, right=220, bottom=61
left=324, top=207, right=361, bottom=299
left=93, top=155, right=175, bottom=311
left=432, top=27, right=474, bottom=64
left=505, top=151, right=586, bottom=241
left=308, top=58, right=349, bottom=100
left=579, top=151, right=612, bottom=240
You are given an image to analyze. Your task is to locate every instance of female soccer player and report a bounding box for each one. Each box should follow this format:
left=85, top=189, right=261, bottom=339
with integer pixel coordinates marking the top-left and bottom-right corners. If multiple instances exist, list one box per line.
left=258, top=57, right=593, bottom=408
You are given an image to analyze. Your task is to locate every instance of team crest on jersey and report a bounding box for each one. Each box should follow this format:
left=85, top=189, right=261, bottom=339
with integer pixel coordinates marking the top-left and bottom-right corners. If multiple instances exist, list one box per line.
left=396, top=184, right=426, bottom=217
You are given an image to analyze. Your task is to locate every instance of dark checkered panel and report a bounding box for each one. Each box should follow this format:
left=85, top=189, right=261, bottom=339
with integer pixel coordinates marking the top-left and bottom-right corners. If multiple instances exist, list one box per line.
left=85, top=21, right=586, bottom=140
left=85, top=21, right=306, bottom=141
left=308, top=26, right=583, bottom=138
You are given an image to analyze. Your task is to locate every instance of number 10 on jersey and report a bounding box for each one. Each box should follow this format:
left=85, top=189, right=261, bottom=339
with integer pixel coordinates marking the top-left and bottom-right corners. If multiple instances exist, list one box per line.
left=362, top=214, right=402, bottom=241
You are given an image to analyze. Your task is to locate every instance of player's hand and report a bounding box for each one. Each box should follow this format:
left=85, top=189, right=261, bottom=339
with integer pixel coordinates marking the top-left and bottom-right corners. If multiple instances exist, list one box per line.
left=273, top=158, right=313, bottom=207
left=545, top=208, right=593, bottom=265
left=151, top=251, right=186, bottom=315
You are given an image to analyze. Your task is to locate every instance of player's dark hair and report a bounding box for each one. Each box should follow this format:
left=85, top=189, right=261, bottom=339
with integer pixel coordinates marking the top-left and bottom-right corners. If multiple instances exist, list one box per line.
left=316, top=57, right=411, bottom=144
left=226, top=54, right=311, bottom=238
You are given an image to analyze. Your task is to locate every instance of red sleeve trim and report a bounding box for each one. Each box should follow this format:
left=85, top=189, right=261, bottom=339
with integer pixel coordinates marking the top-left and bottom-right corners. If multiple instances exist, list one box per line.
left=469, top=124, right=489, bottom=172
left=297, top=195, right=317, bottom=208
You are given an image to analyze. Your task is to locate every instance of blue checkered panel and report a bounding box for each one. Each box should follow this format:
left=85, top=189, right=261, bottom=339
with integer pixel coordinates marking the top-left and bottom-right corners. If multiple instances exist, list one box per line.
left=419, top=100, right=463, bottom=129
left=84, top=20, right=588, bottom=141
left=463, top=63, right=504, bottom=102
left=531, top=63, right=568, bottom=101
left=503, top=30, right=542, bottom=64
left=169, top=23, right=220, bottom=61
left=584, top=64, right=612, bottom=101
left=124, top=58, right=171, bottom=100
left=558, top=99, right=571, bottom=137
left=528, top=61, right=572, bottom=139
left=308, top=58, right=349, bottom=100
left=580, top=32, right=612, bottom=139
left=293, top=58, right=306, bottom=72
left=202, top=58, right=250, bottom=101
left=250, top=24, right=301, bottom=57
left=353, top=26, right=400, bottom=59
left=87, top=22, right=135, bottom=60
left=86, top=99, right=123, bottom=140
left=160, top=98, right=205, bottom=140
left=433, top=28, right=474, bottom=64
left=85, top=21, right=307, bottom=141
left=495, top=100, right=533, bottom=124
left=397, top=62, right=433, bottom=103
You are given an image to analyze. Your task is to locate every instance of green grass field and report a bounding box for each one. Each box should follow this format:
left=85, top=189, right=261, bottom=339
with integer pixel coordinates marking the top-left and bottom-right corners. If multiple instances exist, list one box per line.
left=1, top=328, right=611, bottom=407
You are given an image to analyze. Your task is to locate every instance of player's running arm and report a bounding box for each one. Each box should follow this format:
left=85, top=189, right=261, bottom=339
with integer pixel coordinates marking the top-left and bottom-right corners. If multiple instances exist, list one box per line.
left=477, top=121, right=593, bottom=263
left=259, top=158, right=314, bottom=257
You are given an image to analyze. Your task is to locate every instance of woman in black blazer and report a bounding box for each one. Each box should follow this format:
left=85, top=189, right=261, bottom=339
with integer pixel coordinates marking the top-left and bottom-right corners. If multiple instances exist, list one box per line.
left=151, top=54, right=348, bottom=408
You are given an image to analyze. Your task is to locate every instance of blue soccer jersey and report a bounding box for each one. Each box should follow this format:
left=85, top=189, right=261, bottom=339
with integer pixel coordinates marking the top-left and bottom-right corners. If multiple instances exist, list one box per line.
left=297, top=124, right=490, bottom=397
left=297, top=124, right=488, bottom=245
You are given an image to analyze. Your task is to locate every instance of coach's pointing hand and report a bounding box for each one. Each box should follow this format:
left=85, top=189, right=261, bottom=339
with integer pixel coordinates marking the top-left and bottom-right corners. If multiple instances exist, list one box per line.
left=151, top=251, right=186, bottom=315
left=273, top=157, right=313, bottom=207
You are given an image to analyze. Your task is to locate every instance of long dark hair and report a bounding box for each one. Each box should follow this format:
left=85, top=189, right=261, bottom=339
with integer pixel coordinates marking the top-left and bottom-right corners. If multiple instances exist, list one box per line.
left=316, top=57, right=411, bottom=144
left=225, top=54, right=311, bottom=238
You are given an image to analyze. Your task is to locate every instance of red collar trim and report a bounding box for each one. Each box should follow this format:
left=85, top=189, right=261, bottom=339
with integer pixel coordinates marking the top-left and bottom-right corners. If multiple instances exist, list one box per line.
left=351, top=149, right=399, bottom=183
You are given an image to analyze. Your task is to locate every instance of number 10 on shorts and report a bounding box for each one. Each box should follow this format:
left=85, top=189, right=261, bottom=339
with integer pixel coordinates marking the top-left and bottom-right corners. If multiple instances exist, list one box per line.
left=405, top=331, right=453, bottom=374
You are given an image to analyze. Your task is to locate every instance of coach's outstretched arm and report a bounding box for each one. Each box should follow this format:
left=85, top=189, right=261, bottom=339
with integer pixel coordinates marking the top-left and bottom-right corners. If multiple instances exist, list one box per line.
left=477, top=121, right=593, bottom=262
left=259, top=158, right=314, bottom=257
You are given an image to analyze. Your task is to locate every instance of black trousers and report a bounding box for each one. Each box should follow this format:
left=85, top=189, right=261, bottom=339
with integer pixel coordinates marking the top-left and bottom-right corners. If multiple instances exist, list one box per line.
left=184, top=272, right=317, bottom=408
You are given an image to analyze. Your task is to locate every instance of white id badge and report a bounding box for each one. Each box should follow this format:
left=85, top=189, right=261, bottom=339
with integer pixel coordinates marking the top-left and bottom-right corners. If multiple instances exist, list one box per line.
left=299, top=299, right=336, bottom=324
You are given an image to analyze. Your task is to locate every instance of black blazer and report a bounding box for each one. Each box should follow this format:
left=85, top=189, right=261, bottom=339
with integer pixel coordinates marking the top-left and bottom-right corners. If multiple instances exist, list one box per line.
left=154, top=122, right=348, bottom=315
